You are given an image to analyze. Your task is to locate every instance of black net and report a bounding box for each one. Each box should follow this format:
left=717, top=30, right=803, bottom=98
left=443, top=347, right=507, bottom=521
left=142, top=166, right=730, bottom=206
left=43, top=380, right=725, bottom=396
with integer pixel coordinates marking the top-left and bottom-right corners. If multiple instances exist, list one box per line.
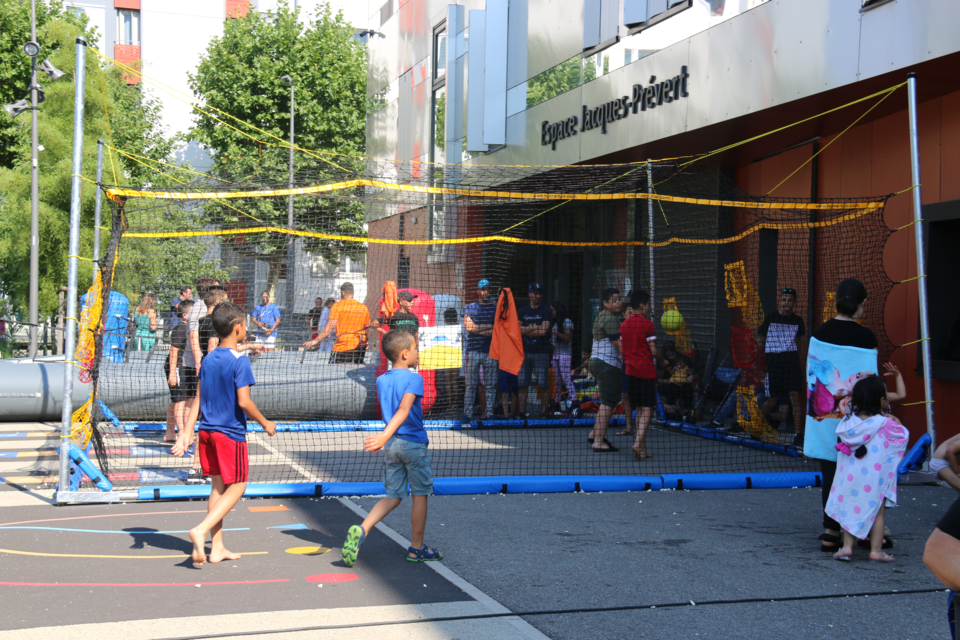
left=73, top=154, right=893, bottom=489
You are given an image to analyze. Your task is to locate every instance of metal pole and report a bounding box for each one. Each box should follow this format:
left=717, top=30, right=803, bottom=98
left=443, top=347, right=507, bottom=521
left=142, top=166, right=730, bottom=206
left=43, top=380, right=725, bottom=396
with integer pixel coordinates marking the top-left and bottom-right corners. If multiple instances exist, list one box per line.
left=58, top=37, right=87, bottom=499
left=93, top=139, right=104, bottom=279
left=287, top=81, right=295, bottom=320
left=647, top=159, right=655, bottom=311
left=906, top=72, right=937, bottom=455
left=28, top=0, right=39, bottom=357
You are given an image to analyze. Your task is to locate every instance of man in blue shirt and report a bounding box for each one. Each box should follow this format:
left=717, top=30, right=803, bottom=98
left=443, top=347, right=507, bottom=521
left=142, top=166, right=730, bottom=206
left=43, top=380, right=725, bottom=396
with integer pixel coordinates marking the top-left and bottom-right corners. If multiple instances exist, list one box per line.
left=462, top=279, right=499, bottom=423
left=252, top=290, right=281, bottom=351
left=518, top=282, right=553, bottom=418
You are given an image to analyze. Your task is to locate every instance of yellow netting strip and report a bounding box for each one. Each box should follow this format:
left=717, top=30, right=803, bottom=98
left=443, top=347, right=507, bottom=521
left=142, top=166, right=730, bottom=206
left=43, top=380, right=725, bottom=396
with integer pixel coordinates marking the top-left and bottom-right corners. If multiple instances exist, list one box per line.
left=736, top=386, right=781, bottom=444
left=106, top=180, right=885, bottom=211
left=121, top=208, right=877, bottom=249
left=724, top=261, right=764, bottom=329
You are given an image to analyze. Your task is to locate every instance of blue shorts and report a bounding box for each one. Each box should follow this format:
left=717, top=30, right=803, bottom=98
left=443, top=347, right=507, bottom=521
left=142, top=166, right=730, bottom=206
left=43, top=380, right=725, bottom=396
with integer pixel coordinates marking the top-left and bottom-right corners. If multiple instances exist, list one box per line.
left=518, top=352, right=549, bottom=388
left=382, top=437, right=434, bottom=499
left=499, top=370, right=519, bottom=394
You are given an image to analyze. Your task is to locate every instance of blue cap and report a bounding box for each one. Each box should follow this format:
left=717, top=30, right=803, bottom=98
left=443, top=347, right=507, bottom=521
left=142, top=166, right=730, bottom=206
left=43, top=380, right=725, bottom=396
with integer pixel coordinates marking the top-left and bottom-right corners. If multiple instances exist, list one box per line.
left=477, top=279, right=491, bottom=289
left=528, top=282, right=542, bottom=292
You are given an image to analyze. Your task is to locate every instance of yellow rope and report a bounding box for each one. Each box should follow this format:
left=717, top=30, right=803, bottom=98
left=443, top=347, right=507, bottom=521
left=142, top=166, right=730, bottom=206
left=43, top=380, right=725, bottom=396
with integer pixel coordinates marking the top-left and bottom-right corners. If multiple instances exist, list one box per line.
left=107, top=146, right=236, bottom=186
left=897, top=275, right=926, bottom=284
left=897, top=337, right=929, bottom=348
left=901, top=400, right=934, bottom=407
left=71, top=174, right=98, bottom=185
left=122, top=209, right=874, bottom=247
left=680, top=82, right=907, bottom=169
left=766, top=84, right=901, bottom=195
left=106, top=179, right=885, bottom=210
left=68, top=255, right=93, bottom=262
left=894, top=218, right=922, bottom=231
left=894, top=183, right=921, bottom=195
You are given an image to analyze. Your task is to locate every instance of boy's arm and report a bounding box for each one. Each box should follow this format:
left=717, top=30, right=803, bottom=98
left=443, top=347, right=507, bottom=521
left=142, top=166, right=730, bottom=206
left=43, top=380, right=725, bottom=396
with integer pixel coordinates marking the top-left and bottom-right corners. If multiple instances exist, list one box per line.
left=172, top=380, right=200, bottom=456
left=946, top=441, right=960, bottom=475
left=189, top=330, right=202, bottom=371
left=168, top=346, right=179, bottom=386
left=207, top=336, right=219, bottom=353
left=364, top=392, right=417, bottom=453
left=237, top=386, right=276, bottom=436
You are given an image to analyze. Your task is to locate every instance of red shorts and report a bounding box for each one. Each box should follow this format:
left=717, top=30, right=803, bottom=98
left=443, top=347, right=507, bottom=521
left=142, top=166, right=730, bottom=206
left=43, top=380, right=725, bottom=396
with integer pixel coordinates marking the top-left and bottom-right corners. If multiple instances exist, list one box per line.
left=198, top=430, right=249, bottom=484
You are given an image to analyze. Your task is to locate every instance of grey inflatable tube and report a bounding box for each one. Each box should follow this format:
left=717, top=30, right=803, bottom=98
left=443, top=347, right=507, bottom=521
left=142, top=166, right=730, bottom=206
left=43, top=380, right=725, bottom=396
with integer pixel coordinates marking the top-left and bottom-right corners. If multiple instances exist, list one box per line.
left=0, top=357, right=92, bottom=422
left=97, top=350, right=378, bottom=421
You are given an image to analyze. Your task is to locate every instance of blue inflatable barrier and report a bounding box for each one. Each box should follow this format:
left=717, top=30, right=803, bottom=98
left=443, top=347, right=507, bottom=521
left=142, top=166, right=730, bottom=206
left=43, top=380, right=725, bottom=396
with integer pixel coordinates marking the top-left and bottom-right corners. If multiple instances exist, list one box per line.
left=63, top=443, right=113, bottom=491
left=662, top=471, right=822, bottom=491
left=898, top=433, right=932, bottom=475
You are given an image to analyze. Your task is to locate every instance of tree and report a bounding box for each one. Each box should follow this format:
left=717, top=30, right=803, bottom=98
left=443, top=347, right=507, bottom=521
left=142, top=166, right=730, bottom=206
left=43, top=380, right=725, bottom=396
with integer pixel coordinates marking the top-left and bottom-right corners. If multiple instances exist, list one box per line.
left=187, top=0, right=368, bottom=298
left=0, top=8, right=177, bottom=320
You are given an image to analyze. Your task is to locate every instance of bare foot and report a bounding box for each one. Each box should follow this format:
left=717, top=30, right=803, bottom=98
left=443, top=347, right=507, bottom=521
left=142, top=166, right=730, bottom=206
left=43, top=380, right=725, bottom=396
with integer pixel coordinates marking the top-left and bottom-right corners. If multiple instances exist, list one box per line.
left=632, top=446, right=652, bottom=461
left=209, top=548, right=241, bottom=563
left=188, top=528, right=206, bottom=568
left=163, top=430, right=177, bottom=442
left=616, top=429, right=634, bottom=436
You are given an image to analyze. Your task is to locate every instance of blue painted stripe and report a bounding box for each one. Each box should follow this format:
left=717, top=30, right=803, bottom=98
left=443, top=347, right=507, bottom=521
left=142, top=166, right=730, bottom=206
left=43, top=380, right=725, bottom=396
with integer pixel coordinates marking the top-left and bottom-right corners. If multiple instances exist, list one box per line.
left=0, top=526, right=248, bottom=534
left=0, top=433, right=27, bottom=438
left=266, top=523, right=308, bottom=530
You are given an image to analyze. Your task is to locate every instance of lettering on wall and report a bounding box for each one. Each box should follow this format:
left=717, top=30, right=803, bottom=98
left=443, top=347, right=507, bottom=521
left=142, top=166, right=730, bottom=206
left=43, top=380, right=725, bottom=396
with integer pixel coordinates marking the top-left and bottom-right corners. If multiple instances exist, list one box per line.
left=541, top=66, right=690, bottom=150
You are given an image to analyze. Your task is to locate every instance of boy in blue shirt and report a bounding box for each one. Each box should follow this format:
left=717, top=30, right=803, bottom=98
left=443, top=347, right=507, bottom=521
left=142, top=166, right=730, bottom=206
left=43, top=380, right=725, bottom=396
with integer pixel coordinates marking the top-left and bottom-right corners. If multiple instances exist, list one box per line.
left=342, top=330, right=442, bottom=566
left=173, top=302, right=277, bottom=568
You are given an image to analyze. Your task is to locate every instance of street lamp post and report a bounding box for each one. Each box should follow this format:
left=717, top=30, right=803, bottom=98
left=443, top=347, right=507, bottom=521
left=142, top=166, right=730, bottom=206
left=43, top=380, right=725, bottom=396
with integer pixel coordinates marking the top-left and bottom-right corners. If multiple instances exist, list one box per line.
left=28, top=0, right=40, bottom=357
left=280, top=74, right=294, bottom=318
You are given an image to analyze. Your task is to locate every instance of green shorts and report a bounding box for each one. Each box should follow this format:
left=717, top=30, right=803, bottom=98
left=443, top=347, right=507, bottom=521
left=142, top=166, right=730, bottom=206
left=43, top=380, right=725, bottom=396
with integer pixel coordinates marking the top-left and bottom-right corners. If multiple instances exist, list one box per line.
left=590, top=358, right=623, bottom=408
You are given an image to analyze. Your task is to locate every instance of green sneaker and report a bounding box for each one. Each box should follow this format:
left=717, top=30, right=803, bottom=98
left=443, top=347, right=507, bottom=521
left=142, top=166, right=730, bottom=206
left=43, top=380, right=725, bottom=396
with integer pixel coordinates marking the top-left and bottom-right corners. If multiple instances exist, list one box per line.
left=342, top=525, right=365, bottom=567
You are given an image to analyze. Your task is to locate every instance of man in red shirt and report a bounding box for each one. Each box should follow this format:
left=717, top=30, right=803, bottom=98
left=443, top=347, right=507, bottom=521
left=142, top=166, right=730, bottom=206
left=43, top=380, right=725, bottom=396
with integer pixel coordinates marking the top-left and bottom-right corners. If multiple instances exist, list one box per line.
left=620, top=290, right=659, bottom=461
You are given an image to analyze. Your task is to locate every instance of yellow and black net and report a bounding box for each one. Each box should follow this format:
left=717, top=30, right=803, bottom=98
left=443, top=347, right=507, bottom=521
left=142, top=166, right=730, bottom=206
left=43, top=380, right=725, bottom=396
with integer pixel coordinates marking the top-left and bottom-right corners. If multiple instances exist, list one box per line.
left=77, top=153, right=893, bottom=488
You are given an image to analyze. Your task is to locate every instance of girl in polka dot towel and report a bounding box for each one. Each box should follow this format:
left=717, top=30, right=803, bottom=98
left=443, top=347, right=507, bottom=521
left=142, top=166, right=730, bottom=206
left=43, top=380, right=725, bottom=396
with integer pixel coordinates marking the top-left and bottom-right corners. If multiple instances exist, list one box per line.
left=825, top=374, right=908, bottom=563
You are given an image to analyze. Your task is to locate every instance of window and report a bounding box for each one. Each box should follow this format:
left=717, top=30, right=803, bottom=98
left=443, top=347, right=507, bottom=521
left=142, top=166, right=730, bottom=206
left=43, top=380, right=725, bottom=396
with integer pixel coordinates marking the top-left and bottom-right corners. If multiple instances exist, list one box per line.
left=117, top=8, right=139, bottom=45
left=434, top=28, right=446, bottom=80
left=339, top=255, right=365, bottom=274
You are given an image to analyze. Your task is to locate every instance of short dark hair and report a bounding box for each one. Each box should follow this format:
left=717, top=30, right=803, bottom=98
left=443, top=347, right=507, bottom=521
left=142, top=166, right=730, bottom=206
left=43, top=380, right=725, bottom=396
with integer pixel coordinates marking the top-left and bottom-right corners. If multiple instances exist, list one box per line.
left=443, top=307, right=458, bottom=324
left=835, top=278, right=867, bottom=316
left=601, top=288, right=620, bottom=304
left=382, top=329, right=414, bottom=363
left=211, top=302, right=246, bottom=338
left=630, top=290, right=650, bottom=308
left=341, top=282, right=354, bottom=295
left=260, top=290, right=270, bottom=297
left=196, top=276, right=219, bottom=294
left=177, top=300, right=194, bottom=316
left=203, top=289, right=227, bottom=307
left=780, top=287, right=797, bottom=299
left=180, top=285, right=192, bottom=295
left=849, top=374, right=886, bottom=417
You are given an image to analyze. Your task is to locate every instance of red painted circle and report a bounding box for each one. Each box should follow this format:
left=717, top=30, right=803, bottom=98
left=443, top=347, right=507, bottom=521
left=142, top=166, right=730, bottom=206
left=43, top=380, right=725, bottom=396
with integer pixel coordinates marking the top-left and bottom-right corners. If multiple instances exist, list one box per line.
left=304, top=573, right=359, bottom=584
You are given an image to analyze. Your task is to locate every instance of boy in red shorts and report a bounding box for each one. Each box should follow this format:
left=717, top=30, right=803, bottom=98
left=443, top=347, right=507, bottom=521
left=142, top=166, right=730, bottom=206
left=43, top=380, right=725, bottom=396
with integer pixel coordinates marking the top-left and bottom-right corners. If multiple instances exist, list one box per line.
left=173, top=302, right=276, bottom=568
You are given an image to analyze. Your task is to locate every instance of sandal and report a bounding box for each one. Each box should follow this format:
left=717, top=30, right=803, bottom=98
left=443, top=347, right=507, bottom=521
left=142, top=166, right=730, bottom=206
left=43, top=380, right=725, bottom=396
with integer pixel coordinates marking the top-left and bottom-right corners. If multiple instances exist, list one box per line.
left=342, top=525, right=366, bottom=567
left=819, top=533, right=841, bottom=552
left=869, top=551, right=895, bottom=563
left=407, top=545, right=443, bottom=562
left=832, top=549, right=852, bottom=562
left=592, top=439, right=618, bottom=452
left=857, top=536, right=894, bottom=550
left=615, top=429, right=634, bottom=436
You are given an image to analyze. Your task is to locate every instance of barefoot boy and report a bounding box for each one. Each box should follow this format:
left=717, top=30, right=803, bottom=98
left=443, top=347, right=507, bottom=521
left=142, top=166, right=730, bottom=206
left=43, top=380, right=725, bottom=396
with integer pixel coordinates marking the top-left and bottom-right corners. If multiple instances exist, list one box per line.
left=173, top=302, right=276, bottom=568
left=342, top=330, right=442, bottom=566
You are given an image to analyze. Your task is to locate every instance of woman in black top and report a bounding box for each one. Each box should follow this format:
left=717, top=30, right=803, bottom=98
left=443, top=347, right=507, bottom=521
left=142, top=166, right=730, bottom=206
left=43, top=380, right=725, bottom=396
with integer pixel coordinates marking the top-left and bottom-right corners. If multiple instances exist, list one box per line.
left=808, top=278, right=891, bottom=553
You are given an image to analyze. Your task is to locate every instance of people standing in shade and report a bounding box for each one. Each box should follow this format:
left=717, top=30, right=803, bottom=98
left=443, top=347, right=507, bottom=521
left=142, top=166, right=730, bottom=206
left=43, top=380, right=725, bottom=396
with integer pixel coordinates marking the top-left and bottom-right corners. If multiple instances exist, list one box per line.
left=183, top=277, right=221, bottom=410
left=304, top=282, right=371, bottom=364
left=463, top=280, right=499, bottom=422
left=550, top=301, right=575, bottom=408
left=517, top=283, right=553, bottom=418
left=758, top=287, right=806, bottom=446
left=134, top=293, right=158, bottom=351
left=587, top=288, right=623, bottom=452
left=170, top=286, right=192, bottom=329
left=621, top=290, right=659, bottom=461
left=252, top=290, right=281, bottom=352
left=617, top=295, right=636, bottom=436
left=805, top=278, right=890, bottom=554
left=377, top=291, right=421, bottom=339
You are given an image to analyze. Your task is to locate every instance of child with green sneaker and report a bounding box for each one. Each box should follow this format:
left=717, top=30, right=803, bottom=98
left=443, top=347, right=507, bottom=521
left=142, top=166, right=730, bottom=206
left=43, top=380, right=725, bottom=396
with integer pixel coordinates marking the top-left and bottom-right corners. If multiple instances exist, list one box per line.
left=342, top=330, right=442, bottom=567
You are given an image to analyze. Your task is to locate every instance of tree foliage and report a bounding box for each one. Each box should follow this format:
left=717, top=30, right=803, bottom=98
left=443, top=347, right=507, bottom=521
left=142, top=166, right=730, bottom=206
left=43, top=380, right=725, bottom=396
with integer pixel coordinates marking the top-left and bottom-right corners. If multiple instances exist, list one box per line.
left=187, top=0, right=368, bottom=293
left=0, top=6, right=176, bottom=319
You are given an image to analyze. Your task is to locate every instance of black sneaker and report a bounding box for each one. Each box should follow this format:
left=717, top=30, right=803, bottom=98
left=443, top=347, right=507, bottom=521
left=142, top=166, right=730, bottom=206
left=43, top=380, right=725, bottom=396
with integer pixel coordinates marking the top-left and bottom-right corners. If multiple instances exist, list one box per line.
left=793, top=433, right=804, bottom=447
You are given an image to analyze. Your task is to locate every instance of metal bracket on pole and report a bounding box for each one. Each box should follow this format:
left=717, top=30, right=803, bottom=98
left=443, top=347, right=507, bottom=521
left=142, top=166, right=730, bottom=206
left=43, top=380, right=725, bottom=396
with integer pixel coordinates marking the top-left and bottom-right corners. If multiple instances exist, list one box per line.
left=57, top=37, right=88, bottom=503
left=906, top=72, right=937, bottom=458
